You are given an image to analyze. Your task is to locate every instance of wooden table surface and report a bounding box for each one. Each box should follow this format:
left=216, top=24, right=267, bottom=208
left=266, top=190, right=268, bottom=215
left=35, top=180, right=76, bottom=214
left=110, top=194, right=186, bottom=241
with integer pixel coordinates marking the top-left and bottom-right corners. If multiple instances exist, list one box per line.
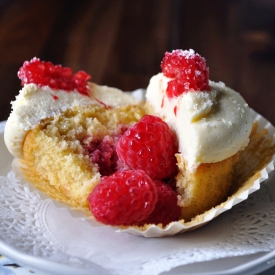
left=0, top=0, right=275, bottom=125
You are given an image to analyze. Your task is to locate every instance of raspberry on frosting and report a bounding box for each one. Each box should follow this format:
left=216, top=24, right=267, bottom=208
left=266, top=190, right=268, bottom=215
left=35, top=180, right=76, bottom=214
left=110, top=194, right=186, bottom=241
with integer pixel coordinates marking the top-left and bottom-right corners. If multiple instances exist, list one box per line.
left=116, top=115, right=178, bottom=180
left=161, top=49, right=210, bottom=98
left=18, top=57, right=91, bottom=96
left=88, top=170, right=158, bottom=226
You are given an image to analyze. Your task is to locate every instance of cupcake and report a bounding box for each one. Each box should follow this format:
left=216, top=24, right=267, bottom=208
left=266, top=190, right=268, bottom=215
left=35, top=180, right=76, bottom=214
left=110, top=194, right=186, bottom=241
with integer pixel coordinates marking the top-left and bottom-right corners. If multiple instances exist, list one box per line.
left=145, top=49, right=254, bottom=221
left=4, top=58, right=146, bottom=212
left=4, top=53, right=275, bottom=236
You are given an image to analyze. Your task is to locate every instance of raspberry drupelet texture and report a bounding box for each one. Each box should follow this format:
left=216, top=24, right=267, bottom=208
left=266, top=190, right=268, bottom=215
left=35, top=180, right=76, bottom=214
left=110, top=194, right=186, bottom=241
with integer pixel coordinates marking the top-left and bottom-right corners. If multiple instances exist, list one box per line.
left=161, top=49, right=210, bottom=98
left=18, top=57, right=91, bottom=95
left=139, top=180, right=181, bottom=226
left=88, top=170, right=158, bottom=226
left=116, top=115, right=178, bottom=180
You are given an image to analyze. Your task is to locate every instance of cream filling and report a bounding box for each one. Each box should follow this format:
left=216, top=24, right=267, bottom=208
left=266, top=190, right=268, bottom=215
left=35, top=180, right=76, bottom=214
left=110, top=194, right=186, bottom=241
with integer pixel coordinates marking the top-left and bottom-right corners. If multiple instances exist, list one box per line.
left=146, top=73, right=253, bottom=172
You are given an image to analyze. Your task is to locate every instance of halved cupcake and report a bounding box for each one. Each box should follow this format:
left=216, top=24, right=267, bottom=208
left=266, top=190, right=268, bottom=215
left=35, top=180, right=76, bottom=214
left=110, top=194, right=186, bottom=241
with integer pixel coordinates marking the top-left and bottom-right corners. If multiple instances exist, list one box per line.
left=145, top=49, right=253, bottom=221
left=4, top=58, right=146, bottom=212
left=5, top=53, right=274, bottom=235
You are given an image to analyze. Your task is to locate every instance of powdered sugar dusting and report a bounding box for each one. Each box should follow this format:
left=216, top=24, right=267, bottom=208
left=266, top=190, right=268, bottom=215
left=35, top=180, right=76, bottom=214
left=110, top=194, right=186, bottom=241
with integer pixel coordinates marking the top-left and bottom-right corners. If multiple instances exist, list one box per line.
left=172, top=49, right=195, bottom=59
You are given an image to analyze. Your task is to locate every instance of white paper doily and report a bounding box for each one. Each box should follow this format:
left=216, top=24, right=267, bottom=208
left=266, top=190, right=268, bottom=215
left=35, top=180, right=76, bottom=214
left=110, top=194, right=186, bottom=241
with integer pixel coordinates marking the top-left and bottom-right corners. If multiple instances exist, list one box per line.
left=0, top=170, right=275, bottom=275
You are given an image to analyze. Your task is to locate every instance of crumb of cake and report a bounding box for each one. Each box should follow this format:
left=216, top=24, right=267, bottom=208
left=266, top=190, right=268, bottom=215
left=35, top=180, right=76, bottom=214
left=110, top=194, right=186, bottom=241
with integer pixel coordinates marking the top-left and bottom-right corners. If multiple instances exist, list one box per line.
left=175, top=152, right=240, bottom=221
left=18, top=57, right=91, bottom=95
left=88, top=170, right=158, bottom=226
left=20, top=104, right=146, bottom=210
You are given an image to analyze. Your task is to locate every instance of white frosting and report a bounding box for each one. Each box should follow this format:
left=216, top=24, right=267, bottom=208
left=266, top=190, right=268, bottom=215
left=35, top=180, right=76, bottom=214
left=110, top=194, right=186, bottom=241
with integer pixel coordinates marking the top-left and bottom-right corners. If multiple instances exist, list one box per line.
left=146, top=73, right=253, bottom=172
left=5, top=83, right=139, bottom=159
left=89, top=83, right=139, bottom=106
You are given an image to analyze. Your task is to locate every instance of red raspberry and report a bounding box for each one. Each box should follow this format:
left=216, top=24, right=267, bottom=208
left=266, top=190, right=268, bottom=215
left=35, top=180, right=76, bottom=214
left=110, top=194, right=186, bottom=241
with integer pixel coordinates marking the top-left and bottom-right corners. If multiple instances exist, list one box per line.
left=161, top=49, right=210, bottom=98
left=116, top=115, right=178, bottom=180
left=18, top=57, right=91, bottom=96
left=88, top=170, right=158, bottom=226
left=139, top=180, right=181, bottom=226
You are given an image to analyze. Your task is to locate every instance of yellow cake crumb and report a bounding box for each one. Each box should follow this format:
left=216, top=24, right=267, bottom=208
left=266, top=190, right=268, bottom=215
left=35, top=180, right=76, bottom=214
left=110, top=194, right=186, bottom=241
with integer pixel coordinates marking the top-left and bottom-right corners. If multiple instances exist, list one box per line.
left=21, top=103, right=146, bottom=210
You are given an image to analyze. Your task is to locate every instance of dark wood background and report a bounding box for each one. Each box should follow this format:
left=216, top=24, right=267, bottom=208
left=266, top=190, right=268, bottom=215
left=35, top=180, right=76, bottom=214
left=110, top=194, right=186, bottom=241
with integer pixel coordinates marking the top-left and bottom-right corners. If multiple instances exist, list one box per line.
left=0, top=0, right=275, bottom=125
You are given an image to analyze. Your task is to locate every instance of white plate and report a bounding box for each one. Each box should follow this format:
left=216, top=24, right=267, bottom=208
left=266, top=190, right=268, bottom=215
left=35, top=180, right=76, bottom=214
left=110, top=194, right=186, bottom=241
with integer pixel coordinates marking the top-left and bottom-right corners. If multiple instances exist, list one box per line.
left=1, top=120, right=275, bottom=275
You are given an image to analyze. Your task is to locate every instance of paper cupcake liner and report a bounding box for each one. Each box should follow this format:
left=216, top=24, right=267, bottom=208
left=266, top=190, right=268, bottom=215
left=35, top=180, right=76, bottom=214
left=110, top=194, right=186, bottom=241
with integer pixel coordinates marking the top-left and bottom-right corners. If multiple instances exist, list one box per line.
left=10, top=109, right=275, bottom=238
left=117, top=109, right=275, bottom=237
left=118, top=160, right=274, bottom=237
